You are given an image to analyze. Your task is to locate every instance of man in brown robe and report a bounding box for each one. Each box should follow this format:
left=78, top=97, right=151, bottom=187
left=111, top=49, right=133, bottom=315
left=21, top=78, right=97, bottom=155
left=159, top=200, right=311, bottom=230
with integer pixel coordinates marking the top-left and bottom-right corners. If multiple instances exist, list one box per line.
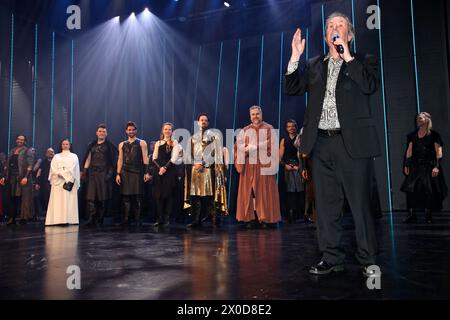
left=234, top=106, right=281, bottom=227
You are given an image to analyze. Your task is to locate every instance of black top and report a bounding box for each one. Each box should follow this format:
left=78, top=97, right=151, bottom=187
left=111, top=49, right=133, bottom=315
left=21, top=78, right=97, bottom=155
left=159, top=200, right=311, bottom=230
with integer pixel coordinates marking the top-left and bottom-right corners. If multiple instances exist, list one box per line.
left=282, top=136, right=299, bottom=166
left=90, top=142, right=109, bottom=168
left=408, top=129, right=443, bottom=162
left=153, top=142, right=173, bottom=169
left=9, top=154, right=19, bottom=175
left=122, top=139, right=143, bottom=173
left=38, top=159, right=51, bottom=186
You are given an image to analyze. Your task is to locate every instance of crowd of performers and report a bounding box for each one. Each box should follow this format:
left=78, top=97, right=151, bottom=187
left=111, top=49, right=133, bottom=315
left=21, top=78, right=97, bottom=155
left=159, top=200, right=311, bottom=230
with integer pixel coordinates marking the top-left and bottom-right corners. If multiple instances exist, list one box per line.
left=0, top=110, right=446, bottom=229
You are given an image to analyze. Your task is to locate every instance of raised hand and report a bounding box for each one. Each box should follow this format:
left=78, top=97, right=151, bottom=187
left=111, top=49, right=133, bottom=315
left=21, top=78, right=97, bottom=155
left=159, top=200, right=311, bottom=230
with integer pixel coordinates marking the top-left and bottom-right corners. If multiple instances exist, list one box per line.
left=291, top=28, right=306, bottom=62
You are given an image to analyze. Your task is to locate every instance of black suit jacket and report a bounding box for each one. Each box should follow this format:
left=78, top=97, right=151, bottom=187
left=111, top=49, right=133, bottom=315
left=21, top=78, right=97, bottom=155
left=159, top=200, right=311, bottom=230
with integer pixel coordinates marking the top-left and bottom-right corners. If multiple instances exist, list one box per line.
left=284, top=53, right=381, bottom=159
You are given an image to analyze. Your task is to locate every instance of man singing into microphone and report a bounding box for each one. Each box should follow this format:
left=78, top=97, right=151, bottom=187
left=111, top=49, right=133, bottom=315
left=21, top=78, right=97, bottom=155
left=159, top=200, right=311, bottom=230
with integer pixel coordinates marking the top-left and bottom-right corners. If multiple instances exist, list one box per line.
left=284, top=12, right=381, bottom=276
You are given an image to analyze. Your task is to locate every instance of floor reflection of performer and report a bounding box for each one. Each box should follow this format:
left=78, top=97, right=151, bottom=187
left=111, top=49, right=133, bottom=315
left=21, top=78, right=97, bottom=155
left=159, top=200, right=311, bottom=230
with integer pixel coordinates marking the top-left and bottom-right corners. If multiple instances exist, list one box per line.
left=401, top=112, right=448, bottom=223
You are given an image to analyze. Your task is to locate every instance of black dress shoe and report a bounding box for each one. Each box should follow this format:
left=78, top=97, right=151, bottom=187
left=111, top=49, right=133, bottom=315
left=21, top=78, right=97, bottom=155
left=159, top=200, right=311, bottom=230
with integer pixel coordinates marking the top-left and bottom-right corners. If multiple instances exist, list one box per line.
left=153, top=222, right=160, bottom=227
left=309, top=261, right=344, bottom=275
left=7, top=218, right=16, bottom=226
left=362, top=264, right=381, bottom=277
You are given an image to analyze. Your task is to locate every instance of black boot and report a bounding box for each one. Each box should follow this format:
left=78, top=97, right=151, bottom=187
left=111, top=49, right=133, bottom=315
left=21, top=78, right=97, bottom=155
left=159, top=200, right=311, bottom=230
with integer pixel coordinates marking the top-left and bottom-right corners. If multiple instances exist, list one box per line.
left=85, top=201, right=97, bottom=227
left=118, top=197, right=131, bottom=226
left=403, top=208, right=417, bottom=223
left=425, top=208, right=432, bottom=224
left=133, top=196, right=142, bottom=227
left=187, top=197, right=202, bottom=229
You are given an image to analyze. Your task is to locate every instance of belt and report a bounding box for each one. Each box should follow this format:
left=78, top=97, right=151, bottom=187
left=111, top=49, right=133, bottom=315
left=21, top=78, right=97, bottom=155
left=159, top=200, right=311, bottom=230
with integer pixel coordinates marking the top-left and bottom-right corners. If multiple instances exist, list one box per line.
left=318, top=129, right=342, bottom=137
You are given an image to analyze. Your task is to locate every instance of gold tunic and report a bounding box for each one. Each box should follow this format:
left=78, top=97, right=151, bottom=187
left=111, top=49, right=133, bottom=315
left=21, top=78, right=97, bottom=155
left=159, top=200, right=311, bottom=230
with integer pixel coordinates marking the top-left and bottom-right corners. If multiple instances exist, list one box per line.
left=190, top=166, right=213, bottom=196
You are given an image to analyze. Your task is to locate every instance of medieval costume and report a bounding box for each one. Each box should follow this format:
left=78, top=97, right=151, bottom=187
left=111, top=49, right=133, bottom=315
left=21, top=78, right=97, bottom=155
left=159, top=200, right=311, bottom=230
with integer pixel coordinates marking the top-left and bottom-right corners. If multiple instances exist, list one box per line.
left=152, top=139, right=182, bottom=226
left=401, top=129, right=448, bottom=222
left=37, top=158, right=52, bottom=212
left=82, top=139, right=118, bottom=226
left=280, top=134, right=305, bottom=223
left=118, top=139, right=146, bottom=225
left=234, top=121, right=281, bottom=225
left=4, top=146, right=34, bottom=225
left=45, top=151, right=80, bottom=226
left=184, top=129, right=228, bottom=228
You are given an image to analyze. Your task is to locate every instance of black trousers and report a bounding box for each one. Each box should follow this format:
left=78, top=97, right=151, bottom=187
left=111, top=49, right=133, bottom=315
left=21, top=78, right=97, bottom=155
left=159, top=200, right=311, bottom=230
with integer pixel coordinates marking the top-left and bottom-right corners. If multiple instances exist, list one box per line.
left=286, top=191, right=305, bottom=221
left=311, top=134, right=377, bottom=265
left=155, top=196, right=173, bottom=224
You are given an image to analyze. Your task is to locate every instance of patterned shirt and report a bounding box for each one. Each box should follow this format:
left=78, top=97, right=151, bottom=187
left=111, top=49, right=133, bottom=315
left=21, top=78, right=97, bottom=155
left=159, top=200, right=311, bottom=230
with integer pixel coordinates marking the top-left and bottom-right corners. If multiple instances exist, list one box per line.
left=286, top=54, right=343, bottom=130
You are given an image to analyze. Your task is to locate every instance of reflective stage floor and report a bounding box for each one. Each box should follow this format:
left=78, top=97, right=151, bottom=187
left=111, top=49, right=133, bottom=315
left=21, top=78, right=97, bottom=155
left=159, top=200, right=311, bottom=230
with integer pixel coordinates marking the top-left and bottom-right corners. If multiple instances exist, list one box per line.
left=0, top=211, right=449, bottom=300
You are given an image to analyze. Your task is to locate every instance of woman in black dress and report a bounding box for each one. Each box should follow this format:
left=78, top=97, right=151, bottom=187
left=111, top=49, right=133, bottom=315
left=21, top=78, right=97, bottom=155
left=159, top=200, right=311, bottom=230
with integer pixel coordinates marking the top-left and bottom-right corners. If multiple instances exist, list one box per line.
left=279, top=119, right=305, bottom=223
left=152, top=122, right=182, bottom=227
left=401, top=112, right=448, bottom=223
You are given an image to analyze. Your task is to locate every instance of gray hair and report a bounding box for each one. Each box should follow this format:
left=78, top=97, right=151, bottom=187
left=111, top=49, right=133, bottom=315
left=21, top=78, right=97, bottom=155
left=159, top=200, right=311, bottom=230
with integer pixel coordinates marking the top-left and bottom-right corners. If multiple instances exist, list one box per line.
left=249, top=105, right=262, bottom=113
left=325, top=12, right=355, bottom=47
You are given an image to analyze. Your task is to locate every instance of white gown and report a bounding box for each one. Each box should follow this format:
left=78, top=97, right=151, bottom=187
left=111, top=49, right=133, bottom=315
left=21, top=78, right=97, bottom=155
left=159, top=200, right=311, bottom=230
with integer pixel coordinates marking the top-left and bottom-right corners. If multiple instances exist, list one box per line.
left=45, top=151, right=80, bottom=226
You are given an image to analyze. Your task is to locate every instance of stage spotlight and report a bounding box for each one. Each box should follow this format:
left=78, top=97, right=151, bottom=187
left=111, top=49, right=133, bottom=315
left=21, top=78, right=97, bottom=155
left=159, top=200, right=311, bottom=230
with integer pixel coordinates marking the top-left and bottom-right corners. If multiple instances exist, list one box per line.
left=224, top=2, right=230, bottom=7
left=131, top=12, right=136, bottom=18
left=144, top=7, right=150, bottom=13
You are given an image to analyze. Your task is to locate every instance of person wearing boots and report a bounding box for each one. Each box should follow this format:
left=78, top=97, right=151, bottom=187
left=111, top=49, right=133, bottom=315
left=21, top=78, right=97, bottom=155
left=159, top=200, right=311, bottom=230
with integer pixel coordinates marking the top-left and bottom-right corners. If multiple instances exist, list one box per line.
left=116, top=121, right=151, bottom=226
left=82, top=124, right=118, bottom=227
left=184, top=113, right=228, bottom=229
left=401, top=112, right=448, bottom=223
left=0, top=134, right=34, bottom=226
left=280, top=119, right=305, bottom=224
left=152, top=122, right=182, bottom=227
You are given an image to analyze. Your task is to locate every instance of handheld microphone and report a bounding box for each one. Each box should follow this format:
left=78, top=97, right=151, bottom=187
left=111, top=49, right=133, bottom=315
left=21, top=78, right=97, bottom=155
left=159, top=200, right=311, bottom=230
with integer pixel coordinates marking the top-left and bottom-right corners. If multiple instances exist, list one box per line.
left=332, top=31, right=345, bottom=54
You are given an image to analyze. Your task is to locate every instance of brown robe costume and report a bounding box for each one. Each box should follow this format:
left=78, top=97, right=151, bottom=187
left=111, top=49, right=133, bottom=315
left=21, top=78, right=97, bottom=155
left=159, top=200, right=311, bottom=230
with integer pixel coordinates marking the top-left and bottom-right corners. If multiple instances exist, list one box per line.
left=234, top=121, right=281, bottom=223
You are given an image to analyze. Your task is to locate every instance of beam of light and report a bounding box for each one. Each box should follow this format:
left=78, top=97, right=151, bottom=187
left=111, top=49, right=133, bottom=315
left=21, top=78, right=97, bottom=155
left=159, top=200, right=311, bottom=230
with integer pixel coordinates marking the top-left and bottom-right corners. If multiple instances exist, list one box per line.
left=224, top=2, right=230, bottom=7
left=7, top=14, right=14, bottom=152
left=50, top=32, right=55, bottom=147
left=32, top=23, right=38, bottom=147
left=410, top=0, right=420, bottom=113
left=144, top=7, right=150, bottom=14
left=376, top=0, right=395, bottom=250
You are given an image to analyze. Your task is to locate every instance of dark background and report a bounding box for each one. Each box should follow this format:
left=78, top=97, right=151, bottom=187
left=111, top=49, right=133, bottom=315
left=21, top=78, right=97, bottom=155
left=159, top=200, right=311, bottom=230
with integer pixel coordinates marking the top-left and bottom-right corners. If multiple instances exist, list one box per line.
left=0, top=0, right=449, bottom=213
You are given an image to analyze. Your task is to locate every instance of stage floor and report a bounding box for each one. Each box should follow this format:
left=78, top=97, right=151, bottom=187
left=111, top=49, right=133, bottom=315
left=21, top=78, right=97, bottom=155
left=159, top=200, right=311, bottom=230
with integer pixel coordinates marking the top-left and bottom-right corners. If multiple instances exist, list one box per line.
left=0, top=212, right=449, bottom=300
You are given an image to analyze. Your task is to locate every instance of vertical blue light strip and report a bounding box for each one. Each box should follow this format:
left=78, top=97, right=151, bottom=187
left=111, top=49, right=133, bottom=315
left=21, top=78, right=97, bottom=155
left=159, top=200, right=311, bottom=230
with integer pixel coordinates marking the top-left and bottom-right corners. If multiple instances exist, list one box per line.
left=50, top=32, right=55, bottom=147
left=228, top=39, right=241, bottom=209
left=70, top=39, right=74, bottom=142
left=162, top=38, right=166, bottom=123
left=32, top=24, right=38, bottom=147
left=276, top=32, right=284, bottom=185
left=214, top=42, right=223, bottom=128
left=321, top=4, right=326, bottom=55
left=305, top=28, right=309, bottom=105
left=351, top=0, right=357, bottom=53
left=376, top=0, right=394, bottom=240
left=258, top=35, right=264, bottom=106
left=277, top=32, right=284, bottom=136
left=191, top=46, right=202, bottom=132
left=7, top=14, right=14, bottom=152
left=410, top=0, right=420, bottom=113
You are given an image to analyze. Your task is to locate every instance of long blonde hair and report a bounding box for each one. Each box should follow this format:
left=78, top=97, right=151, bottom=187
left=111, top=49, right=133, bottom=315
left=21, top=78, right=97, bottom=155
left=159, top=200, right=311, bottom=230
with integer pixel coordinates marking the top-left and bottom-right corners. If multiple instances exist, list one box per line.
left=417, top=112, right=432, bottom=134
left=160, top=122, right=174, bottom=149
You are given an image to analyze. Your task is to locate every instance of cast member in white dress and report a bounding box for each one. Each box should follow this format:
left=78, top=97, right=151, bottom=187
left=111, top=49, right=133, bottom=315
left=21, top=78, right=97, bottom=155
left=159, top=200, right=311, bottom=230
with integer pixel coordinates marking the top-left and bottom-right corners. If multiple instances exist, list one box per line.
left=45, top=139, right=80, bottom=226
